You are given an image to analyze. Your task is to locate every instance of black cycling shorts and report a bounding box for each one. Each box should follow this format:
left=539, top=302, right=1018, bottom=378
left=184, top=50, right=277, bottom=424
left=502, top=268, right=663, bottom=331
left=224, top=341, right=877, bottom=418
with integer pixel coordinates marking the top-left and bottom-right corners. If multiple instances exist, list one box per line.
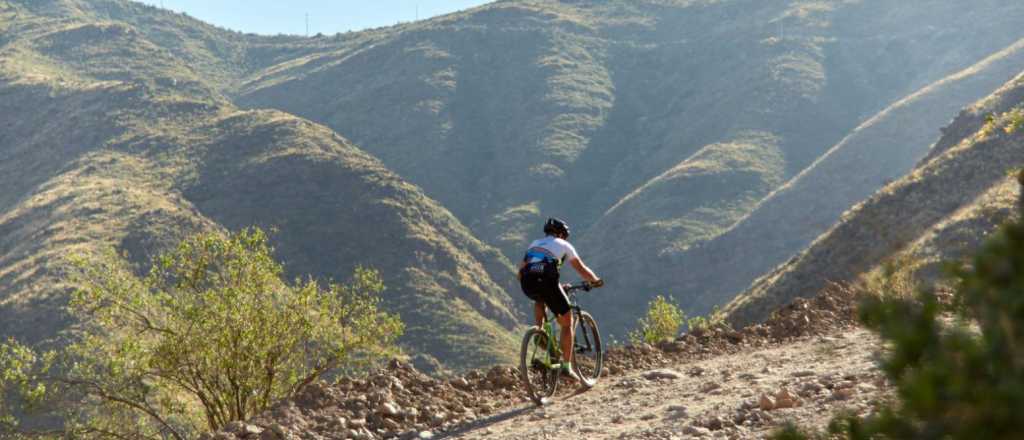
left=520, top=262, right=570, bottom=317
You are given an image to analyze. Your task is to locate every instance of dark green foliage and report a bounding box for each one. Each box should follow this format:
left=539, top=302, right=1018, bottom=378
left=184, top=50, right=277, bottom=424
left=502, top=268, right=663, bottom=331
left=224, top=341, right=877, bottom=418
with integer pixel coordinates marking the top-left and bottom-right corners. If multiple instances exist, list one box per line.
left=774, top=199, right=1024, bottom=439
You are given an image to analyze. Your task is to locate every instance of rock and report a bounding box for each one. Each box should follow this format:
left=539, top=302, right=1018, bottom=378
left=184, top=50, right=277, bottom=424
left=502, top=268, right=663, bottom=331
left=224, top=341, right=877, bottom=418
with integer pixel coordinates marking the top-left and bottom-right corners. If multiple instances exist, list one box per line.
left=831, top=388, right=856, bottom=401
left=241, top=424, right=264, bottom=437
left=348, top=418, right=367, bottom=429
left=612, top=414, right=626, bottom=424
left=798, top=381, right=822, bottom=397
left=758, top=394, right=776, bottom=411
left=644, top=369, right=684, bottom=380
left=658, top=341, right=687, bottom=353
left=790, top=370, right=816, bottom=378
left=683, top=425, right=712, bottom=437
left=259, top=424, right=291, bottom=440
left=451, top=377, right=471, bottom=389
left=856, top=383, right=877, bottom=393
left=418, top=431, right=434, bottom=439
left=403, top=408, right=420, bottom=420
left=379, top=402, right=400, bottom=417
left=702, top=416, right=724, bottom=430
left=833, top=380, right=856, bottom=390
left=666, top=405, right=688, bottom=419
left=382, top=418, right=401, bottom=430
left=700, top=382, right=721, bottom=393
left=773, top=389, right=801, bottom=409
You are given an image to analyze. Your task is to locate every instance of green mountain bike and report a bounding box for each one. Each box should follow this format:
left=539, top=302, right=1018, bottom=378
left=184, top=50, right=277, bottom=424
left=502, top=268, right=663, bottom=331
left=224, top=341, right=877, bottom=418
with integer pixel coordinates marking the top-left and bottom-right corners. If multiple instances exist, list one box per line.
left=519, top=280, right=604, bottom=405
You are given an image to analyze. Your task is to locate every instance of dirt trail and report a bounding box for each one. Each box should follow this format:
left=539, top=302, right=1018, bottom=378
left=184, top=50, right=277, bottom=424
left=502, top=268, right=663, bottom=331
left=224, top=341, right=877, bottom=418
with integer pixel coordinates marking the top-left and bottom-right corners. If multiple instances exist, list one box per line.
left=443, top=328, right=887, bottom=439
left=207, top=288, right=882, bottom=440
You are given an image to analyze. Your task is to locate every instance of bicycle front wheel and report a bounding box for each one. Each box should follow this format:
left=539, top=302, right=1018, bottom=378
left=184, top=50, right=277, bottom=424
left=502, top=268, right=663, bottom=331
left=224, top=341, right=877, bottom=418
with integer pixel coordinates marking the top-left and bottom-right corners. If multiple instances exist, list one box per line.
left=573, top=311, right=603, bottom=387
left=520, top=327, right=560, bottom=405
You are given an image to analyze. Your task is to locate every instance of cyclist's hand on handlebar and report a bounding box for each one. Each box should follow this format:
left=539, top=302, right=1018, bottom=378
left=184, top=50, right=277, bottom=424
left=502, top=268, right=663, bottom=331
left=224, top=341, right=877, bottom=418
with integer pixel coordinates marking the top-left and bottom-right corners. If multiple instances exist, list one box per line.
left=584, top=279, right=604, bottom=290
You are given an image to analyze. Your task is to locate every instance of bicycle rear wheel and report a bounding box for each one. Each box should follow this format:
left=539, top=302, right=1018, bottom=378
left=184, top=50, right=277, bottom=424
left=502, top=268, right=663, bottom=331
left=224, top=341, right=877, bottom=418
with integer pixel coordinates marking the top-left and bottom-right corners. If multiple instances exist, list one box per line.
left=572, top=311, right=603, bottom=387
left=520, top=327, right=560, bottom=405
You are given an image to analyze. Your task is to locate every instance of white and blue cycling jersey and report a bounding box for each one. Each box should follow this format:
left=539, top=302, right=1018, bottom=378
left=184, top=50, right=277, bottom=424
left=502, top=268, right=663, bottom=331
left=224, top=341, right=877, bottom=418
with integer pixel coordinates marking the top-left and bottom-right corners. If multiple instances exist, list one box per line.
left=523, top=236, right=579, bottom=266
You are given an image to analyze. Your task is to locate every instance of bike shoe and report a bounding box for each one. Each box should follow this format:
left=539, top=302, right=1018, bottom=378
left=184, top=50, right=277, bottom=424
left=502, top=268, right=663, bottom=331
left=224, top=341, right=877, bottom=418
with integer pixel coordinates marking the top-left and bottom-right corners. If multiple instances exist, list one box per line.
left=561, top=365, right=582, bottom=383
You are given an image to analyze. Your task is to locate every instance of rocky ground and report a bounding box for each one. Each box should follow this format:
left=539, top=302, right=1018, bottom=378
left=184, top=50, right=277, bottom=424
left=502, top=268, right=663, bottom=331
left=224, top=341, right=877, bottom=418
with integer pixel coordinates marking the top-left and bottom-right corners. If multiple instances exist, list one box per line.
left=207, top=286, right=890, bottom=440
left=446, top=328, right=886, bottom=439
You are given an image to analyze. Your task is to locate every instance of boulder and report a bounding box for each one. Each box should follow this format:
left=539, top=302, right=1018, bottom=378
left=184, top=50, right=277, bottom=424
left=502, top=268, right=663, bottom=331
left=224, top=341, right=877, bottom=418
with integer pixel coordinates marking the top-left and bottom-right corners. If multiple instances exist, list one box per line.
left=643, top=369, right=684, bottom=380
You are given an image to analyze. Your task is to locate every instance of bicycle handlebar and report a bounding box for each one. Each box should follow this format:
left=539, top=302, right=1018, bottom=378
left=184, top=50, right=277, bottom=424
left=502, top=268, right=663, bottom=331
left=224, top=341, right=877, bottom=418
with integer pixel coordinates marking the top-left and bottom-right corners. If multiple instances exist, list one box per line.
left=563, top=279, right=605, bottom=293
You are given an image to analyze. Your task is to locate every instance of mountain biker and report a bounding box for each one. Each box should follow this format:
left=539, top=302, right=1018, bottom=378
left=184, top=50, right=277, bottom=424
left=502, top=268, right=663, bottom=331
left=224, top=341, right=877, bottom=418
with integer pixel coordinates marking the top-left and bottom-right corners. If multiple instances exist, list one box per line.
left=518, top=218, right=601, bottom=382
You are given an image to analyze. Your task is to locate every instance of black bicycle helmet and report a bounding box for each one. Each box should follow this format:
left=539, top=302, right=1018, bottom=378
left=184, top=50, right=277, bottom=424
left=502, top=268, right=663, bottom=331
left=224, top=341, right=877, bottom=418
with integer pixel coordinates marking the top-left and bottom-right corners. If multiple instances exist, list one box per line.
left=543, top=217, right=570, bottom=239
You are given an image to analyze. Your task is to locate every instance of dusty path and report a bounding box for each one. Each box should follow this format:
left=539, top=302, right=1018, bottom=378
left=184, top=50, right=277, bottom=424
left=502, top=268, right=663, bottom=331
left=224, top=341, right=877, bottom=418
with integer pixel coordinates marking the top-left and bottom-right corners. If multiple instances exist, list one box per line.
left=443, top=328, right=887, bottom=439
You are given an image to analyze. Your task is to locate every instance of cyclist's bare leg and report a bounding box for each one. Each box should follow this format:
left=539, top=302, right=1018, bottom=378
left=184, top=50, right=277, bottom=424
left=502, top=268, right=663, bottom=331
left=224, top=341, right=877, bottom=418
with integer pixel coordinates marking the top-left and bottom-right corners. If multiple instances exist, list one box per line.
left=557, top=311, right=574, bottom=365
left=533, top=301, right=546, bottom=327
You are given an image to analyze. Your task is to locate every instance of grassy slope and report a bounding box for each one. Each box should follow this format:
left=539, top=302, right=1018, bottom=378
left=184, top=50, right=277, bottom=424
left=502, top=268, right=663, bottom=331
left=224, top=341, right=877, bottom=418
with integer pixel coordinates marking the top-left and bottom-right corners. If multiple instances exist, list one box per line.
left=726, top=72, right=1024, bottom=326
left=0, top=0, right=519, bottom=370
left=672, top=37, right=1024, bottom=319
left=231, top=0, right=1024, bottom=336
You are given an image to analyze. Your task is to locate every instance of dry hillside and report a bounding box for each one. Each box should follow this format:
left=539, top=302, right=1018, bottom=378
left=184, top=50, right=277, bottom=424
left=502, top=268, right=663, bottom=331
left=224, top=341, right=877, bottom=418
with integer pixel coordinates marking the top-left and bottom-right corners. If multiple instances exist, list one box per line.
left=3, top=0, right=1024, bottom=369
left=229, top=0, right=1024, bottom=336
left=726, top=71, right=1024, bottom=326
left=0, top=0, right=521, bottom=370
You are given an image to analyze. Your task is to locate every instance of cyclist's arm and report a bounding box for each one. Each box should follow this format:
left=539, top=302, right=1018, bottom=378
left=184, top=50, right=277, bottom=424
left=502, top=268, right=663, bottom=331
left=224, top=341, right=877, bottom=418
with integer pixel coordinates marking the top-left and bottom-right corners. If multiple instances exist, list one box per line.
left=517, top=260, right=526, bottom=280
left=569, top=258, right=600, bottom=284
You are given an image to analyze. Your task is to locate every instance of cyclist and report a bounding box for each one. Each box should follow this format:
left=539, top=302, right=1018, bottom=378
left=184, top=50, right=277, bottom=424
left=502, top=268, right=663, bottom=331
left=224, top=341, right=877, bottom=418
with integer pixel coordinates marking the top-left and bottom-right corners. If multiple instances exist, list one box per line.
left=518, top=218, right=601, bottom=382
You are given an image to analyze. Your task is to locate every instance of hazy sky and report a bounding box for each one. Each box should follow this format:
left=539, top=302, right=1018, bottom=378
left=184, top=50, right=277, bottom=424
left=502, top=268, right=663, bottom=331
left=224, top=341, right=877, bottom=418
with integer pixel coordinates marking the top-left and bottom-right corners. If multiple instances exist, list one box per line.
left=134, top=0, right=492, bottom=35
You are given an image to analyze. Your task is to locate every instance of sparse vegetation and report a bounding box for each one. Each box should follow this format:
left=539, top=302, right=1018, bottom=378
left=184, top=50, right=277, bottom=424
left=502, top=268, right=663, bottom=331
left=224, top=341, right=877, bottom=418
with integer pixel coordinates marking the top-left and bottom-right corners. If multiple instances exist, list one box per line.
left=0, top=228, right=403, bottom=438
left=630, top=295, right=685, bottom=344
left=774, top=200, right=1024, bottom=439
left=686, top=306, right=726, bottom=333
left=980, top=107, right=1024, bottom=138
left=858, top=254, right=924, bottom=300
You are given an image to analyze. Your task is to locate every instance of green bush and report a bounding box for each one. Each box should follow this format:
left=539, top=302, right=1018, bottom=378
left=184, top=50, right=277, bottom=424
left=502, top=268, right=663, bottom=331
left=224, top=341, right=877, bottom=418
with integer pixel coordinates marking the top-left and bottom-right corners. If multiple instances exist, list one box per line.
left=775, top=198, right=1024, bottom=439
left=630, top=295, right=685, bottom=344
left=0, top=227, right=403, bottom=439
left=686, top=306, right=725, bottom=332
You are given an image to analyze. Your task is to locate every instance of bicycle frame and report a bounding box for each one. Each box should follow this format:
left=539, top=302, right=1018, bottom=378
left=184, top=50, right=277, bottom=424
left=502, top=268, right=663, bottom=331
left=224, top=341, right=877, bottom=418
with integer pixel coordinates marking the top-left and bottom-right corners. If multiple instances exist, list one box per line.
left=535, top=284, right=597, bottom=370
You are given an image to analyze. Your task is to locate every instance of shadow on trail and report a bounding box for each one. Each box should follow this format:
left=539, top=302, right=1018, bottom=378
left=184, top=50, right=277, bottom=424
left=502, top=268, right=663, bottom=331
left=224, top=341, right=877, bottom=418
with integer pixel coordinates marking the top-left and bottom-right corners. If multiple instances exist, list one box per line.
left=435, top=385, right=595, bottom=438
left=434, top=405, right=537, bottom=438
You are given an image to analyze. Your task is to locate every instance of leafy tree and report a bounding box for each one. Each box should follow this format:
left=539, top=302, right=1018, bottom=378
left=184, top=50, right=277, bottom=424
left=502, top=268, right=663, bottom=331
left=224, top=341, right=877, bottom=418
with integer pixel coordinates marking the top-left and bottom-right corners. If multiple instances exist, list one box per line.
left=0, top=227, right=403, bottom=439
left=630, top=295, right=685, bottom=344
left=775, top=186, right=1024, bottom=439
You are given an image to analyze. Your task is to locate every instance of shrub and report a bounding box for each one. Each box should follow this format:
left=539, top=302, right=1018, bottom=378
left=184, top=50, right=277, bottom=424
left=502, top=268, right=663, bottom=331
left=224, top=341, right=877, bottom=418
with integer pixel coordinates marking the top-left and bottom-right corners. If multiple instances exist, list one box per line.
left=859, top=253, right=924, bottom=300
left=630, top=295, right=685, bottom=344
left=774, top=196, right=1024, bottom=439
left=686, top=306, right=726, bottom=332
left=0, top=227, right=403, bottom=439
